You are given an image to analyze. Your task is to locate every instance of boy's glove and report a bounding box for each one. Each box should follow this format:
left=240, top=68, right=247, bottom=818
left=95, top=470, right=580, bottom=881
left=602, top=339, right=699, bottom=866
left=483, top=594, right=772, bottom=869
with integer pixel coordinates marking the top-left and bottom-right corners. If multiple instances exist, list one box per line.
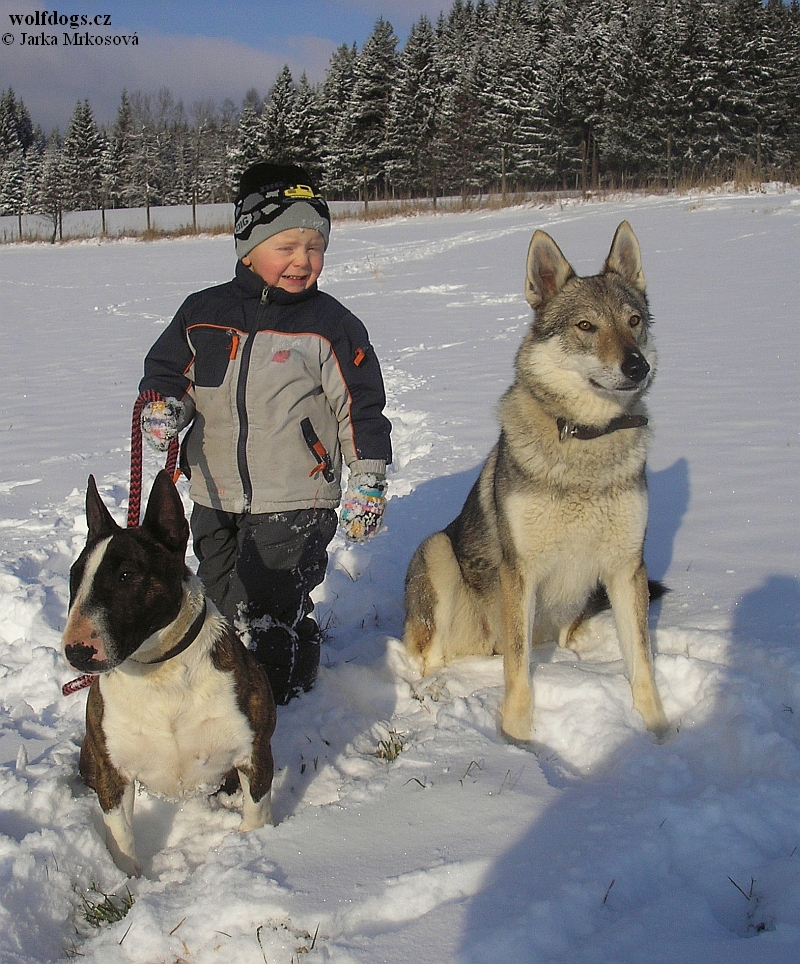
left=141, top=398, right=185, bottom=452
left=340, top=474, right=387, bottom=543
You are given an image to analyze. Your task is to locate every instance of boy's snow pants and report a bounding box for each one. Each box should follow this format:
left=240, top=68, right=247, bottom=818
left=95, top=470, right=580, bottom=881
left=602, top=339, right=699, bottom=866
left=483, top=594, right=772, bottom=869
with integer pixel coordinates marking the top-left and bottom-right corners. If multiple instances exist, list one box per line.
left=191, top=504, right=338, bottom=704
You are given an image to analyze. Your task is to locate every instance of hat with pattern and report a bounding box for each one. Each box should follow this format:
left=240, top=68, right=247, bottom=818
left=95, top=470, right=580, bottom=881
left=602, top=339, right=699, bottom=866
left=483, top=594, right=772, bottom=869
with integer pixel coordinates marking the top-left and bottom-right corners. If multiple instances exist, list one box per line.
left=234, top=162, right=331, bottom=259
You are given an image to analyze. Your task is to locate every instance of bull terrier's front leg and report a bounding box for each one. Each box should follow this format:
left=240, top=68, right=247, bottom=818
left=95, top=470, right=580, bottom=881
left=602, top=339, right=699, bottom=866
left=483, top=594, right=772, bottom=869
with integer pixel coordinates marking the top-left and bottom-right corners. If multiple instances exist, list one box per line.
left=102, top=782, right=141, bottom=877
left=237, top=770, right=273, bottom=832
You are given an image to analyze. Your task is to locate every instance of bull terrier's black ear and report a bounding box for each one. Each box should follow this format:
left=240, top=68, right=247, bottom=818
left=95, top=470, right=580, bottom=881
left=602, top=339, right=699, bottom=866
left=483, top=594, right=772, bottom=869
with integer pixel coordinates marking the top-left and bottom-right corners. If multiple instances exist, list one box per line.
left=141, top=470, right=189, bottom=555
left=86, top=475, right=120, bottom=542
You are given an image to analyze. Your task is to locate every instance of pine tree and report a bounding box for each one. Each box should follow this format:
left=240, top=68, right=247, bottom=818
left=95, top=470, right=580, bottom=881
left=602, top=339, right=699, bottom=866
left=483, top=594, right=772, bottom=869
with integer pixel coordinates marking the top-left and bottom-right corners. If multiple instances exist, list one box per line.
left=23, top=129, right=46, bottom=225
left=536, top=0, right=586, bottom=189
left=262, top=66, right=297, bottom=163
left=763, top=0, right=800, bottom=170
left=36, top=131, right=64, bottom=242
left=0, top=141, right=25, bottom=220
left=189, top=99, right=237, bottom=205
left=437, top=51, right=486, bottom=198
left=62, top=100, right=104, bottom=211
left=600, top=0, right=664, bottom=185
left=474, top=0, right=538, bottom=192
left=152, top=89, right=191, bottom=205
left=515, top=0, right=557, bottom=187
left=319, top=43, right=358, bottom=195
left=0, top=89, right=34, bottom=223
left=123, top=92, right=167, bottom=221
left=657, top=0, right=715, bottom=179
left=5, top=0, right=800, bottom=217
left=726, top=0, right=775, bottom=172
left=288, top=74, right=324, bottom=177
left=386, top=15, right=441, bottom=197
left=432, top=0, right=486, bottom=195
left=332, top=18, right=399, bottom=199
left=0, top=115, right=25, bottom=218
left=103, top=91, right=137, bottom=209
left=229, top=99, right=266, bottom=190
left=0, top=89, right=34, bottom=157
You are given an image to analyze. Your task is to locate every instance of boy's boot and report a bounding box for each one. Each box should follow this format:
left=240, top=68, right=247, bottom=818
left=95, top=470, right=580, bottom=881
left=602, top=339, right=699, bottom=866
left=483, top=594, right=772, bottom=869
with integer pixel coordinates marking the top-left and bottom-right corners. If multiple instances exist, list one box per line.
left=253, top=618, right=321, bottom=705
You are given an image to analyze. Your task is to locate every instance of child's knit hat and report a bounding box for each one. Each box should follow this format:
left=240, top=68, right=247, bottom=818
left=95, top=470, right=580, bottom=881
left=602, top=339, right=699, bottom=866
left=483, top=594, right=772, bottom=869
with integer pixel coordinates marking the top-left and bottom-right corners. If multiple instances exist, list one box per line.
left=234, top=162, right=331, bottom=259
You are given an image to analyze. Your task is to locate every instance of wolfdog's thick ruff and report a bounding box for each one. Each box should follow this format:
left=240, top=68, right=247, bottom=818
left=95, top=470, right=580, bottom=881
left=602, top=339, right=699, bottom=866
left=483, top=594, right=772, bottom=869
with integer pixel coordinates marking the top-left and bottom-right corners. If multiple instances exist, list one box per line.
left=404, top=221, right=668, bottom=743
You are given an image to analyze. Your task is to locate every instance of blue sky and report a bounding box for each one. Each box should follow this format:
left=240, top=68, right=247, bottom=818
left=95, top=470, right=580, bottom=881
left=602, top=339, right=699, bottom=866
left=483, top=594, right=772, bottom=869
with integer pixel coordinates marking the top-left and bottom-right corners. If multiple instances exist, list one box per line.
left=0, top=0, right=449, bottom=132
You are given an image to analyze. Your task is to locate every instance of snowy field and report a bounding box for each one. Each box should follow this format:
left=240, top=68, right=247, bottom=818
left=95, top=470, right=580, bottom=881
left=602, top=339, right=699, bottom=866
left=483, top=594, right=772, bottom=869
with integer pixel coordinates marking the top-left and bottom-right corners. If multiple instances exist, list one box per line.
left=1, top=190, right=799, bottom=963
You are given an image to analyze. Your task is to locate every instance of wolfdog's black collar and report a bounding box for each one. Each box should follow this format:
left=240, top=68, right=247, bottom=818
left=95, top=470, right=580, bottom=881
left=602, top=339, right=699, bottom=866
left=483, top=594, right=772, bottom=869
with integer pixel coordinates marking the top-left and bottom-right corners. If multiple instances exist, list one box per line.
left=557, top=414, right=648, bottom=442
left=138, top=599, right=208, bottom=665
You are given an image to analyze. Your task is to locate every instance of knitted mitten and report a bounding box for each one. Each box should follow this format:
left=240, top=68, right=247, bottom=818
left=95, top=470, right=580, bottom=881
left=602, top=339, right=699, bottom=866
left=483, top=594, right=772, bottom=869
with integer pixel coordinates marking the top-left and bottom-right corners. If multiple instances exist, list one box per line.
left=340, top=474, right=387, bottom=542
left=141, top=398, right=185, bottom=452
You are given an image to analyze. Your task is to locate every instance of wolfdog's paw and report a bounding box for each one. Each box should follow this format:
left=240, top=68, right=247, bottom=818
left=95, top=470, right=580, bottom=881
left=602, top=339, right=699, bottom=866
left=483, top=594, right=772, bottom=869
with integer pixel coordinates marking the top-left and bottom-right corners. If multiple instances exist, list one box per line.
left=500, top=728, right=536, bottom=750
left=647, top=715, right=671, bottom=743
left=635, top=691, right=670, bottom=741
left=499, top=715, right=534, bottom=746
left=500, top=689, right=534, bottom=745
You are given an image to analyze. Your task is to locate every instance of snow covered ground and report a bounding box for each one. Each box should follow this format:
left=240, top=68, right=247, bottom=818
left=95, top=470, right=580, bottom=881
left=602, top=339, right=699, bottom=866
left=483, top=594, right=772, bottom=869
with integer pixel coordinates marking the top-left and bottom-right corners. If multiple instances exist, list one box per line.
left=1, top=189, right=799, bottom=963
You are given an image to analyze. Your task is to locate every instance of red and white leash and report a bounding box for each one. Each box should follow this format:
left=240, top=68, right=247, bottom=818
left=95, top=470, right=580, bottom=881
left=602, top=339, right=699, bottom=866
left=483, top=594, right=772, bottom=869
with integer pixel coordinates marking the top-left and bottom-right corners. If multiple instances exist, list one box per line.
left=127, top=390, right=180, bottom=527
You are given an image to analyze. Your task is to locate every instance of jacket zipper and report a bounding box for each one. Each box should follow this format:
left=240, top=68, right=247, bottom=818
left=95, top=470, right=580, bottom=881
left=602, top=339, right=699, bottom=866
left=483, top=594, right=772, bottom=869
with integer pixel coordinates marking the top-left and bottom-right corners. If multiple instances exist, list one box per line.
left=234, top=289, right=268, bottom=509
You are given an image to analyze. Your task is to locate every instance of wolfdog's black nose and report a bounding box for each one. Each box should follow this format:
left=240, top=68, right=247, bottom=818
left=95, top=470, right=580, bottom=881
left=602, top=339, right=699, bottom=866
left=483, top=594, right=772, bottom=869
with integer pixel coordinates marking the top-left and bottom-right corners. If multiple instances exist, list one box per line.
left=621, top=350, right=650, bottom=383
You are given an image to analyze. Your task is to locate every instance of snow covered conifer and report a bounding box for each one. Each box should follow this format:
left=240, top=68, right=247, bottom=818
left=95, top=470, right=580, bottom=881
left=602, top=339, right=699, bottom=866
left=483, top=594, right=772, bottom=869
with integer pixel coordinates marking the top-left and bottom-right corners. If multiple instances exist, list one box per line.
left=62, top=99, right=103, bottom=212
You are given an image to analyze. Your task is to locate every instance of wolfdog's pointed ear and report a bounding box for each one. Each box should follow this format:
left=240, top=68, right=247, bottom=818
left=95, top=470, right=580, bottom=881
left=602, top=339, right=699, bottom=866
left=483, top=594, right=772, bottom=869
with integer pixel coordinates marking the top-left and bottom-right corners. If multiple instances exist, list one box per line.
left=141, top=470, right=189, bottom=555
left=525, top=230, right=575, bottom=308
left=86, top=475, right=120, bottom=541
left=604, top=221, right=646, bottom=294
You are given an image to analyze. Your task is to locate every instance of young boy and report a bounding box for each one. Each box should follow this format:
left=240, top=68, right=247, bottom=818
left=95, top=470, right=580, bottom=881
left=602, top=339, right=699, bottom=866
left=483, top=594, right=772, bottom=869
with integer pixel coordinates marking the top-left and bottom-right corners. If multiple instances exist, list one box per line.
left=138, top=162, right=392, bottom=704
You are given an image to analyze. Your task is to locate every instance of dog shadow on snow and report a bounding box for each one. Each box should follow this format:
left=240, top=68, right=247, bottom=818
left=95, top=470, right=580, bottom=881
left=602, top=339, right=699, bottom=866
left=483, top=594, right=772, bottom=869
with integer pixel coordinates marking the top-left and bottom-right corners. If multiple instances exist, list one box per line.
left=450, top=463, right=800, bottom=961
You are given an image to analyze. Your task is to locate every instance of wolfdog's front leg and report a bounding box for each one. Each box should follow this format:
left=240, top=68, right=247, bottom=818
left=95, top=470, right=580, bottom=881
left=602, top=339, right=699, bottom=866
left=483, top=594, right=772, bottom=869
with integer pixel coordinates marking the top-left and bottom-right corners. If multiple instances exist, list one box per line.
left=606, top=562, right=668, bottom=737
left=498, top=565, right=534, bottom=742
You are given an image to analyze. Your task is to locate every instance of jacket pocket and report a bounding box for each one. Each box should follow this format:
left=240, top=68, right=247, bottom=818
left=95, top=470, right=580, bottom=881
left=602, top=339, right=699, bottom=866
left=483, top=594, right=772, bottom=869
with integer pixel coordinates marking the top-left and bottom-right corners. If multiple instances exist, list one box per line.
left=187, top=326, right=240, bottom=388
left=300, top=418, right=335, bottom=482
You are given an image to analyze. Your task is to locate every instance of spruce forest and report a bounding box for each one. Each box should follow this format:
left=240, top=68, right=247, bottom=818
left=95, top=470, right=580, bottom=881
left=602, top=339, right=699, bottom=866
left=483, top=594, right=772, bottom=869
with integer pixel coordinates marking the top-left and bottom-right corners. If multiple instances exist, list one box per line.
left=1, top=0, right=798, bottom=232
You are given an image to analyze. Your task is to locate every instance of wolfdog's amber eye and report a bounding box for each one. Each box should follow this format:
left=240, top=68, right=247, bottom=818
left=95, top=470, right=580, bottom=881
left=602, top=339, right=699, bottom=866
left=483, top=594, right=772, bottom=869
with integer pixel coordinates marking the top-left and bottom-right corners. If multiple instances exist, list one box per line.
left=577, top=320, right=595, bottom=332
left=629, top=315, right=641, bottom=328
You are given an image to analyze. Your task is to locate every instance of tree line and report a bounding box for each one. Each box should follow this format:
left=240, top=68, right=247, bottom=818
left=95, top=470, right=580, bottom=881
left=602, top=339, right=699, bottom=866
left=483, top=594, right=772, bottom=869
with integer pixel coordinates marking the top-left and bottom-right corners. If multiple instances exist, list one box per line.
left=1, top=0, right=798, bottom=238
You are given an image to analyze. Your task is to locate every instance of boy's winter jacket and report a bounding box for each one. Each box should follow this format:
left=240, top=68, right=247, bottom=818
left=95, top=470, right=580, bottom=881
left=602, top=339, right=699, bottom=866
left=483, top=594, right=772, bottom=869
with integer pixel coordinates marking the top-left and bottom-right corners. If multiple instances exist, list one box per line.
left=140, top=261, right=392, bottom=514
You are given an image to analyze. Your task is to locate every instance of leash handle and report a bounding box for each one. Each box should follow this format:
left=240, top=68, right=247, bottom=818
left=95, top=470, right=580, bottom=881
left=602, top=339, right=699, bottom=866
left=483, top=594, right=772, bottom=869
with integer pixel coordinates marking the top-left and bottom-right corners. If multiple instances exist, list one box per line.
left=128, top=390, right=180, bottom=527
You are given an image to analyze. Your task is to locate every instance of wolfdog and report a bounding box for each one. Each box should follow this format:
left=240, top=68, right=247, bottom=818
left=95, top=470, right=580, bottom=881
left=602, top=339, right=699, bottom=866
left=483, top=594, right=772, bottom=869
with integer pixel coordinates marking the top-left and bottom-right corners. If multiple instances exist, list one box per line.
left=404, top=221, right=668, bottom=743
